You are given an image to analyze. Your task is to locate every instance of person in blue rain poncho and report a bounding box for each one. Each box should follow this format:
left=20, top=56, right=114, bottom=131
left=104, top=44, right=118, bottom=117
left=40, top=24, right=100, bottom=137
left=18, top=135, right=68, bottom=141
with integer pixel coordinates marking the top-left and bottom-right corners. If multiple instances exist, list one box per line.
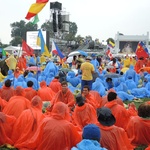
left=45, top=72, right=54, bottom=86
left=130, top=87, right=150, bottom=98
left=38, top=71, right=46, bottom=82
left=71, top=124, right=107, bottom=150
left=14, top=75, right=27, bottom=89
left=92, top=78, right=106, bottom=96
left=124, top=65, right=138, bottom=84
left=125, top=76, right=137, bottom=90
left=67, top=71, right=81, bottom=87
left=43, top=60, right=58, bottom=77
left=26, top=72, right=39, bottom=90
left=4, top=70, right=14, bottom=82
left=90, top=54, right=99, bottom=72
left=28, top=55, right=36, bottom=66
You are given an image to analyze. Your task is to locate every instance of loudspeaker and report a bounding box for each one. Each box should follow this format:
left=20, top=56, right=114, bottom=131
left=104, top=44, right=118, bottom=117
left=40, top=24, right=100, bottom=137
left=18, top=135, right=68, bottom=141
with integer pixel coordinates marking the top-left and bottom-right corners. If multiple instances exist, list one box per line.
left=58, top=13, right=63, bottom=29
left=53, top=12, right=57, bottom=32
left=50, top=2, right=62, bottom=10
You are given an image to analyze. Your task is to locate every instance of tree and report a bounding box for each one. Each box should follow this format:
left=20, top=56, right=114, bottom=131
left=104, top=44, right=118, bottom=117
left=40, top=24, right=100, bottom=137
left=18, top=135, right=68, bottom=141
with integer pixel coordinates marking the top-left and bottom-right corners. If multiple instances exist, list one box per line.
left=75, top=35, right=84, bottom=45
left=41, top=21, right=55, bottom=38
left=63, top=22, right=78, bottom=42
left=10, top=20, right=38, bottom=46
left=69, top=22, right=78, bottom=36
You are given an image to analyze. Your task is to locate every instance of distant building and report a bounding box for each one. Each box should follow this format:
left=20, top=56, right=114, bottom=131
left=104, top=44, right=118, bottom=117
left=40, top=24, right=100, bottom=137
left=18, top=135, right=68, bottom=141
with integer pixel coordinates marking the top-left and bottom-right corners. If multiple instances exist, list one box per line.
left=114, top=32, right=149, bottom=54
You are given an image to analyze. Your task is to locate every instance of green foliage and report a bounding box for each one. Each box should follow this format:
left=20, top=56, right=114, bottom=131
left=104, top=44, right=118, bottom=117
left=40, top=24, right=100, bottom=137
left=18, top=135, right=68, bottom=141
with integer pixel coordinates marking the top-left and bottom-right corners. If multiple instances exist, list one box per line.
left=10, top=20, right=38, bottom=46
left=41, top=21, right=55, bottom=38
left=69, top=22, right=78, bottom=36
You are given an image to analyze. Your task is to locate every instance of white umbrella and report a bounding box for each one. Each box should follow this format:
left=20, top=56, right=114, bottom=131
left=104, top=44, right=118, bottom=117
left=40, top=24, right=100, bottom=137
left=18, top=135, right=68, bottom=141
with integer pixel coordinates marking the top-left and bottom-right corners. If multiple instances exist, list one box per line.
left=68, top=50, right=88, bottom=57
left=68, top=51, right=80, bottom=57
left=66, top=56, right=73, bottom=63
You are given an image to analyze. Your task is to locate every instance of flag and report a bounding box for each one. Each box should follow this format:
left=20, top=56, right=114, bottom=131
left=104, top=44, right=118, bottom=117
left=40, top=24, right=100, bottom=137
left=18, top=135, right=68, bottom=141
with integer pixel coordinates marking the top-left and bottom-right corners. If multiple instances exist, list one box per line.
left=25, top=0, right=49, bottom=20
left=22, top=40, right=34, bottom=56
left=52, top=41, right=65, bottom=59
left=136, top=41, right=149, bottom=59
left=0, top=48, right=6, bottom=56
left=106, top=48, right=113, bottom=60
left=108, top=40, right=115, bottom=48
left=31, top=14, right=39, bottom=24
left=37, top=29, right=51, bottom=57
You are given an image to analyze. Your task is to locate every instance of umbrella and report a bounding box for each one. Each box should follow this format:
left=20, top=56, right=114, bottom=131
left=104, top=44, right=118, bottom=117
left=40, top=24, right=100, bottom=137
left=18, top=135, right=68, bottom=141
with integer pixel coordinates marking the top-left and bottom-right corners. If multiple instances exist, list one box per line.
left=59, top=68, right=71, bottom=73
left=104, top=73, right=121, bottom=78
left=68, top=50, right=87, bottom=57
left=105, top=66, right=115, bottom=69
left=67, top=56, right=73, bottom=63
left=26, top=66, right=41, bottom=71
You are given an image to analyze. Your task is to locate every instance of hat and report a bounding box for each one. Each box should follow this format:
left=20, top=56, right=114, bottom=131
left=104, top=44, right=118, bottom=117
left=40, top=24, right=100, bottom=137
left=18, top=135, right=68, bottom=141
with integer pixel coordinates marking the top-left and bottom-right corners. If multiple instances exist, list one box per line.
left=91, top=53, right=96, bottom=57
left=76, top=94, right=85, bottom=106
left=97, top=107, right=116, bottom=126
left=82, top=124, right=100, bottom=141
left=86, top=56, right=92, bottom=60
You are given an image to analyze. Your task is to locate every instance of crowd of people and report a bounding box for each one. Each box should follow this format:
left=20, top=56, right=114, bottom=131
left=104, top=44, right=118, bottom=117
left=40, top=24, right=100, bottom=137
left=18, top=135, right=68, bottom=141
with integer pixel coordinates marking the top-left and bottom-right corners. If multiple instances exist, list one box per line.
left=0, top=52, right=150, bottom=150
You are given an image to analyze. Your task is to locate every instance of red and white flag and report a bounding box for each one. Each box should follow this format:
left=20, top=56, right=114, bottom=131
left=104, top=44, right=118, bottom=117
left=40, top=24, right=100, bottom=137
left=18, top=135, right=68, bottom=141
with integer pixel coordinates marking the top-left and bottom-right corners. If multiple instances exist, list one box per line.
left=106, top=49, right=113, bottom=60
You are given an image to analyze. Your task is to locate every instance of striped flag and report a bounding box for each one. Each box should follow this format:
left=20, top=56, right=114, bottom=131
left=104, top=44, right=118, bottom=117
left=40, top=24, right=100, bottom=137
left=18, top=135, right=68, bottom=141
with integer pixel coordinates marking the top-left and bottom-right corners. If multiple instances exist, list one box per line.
left=25, top=0, right=49, bottom=20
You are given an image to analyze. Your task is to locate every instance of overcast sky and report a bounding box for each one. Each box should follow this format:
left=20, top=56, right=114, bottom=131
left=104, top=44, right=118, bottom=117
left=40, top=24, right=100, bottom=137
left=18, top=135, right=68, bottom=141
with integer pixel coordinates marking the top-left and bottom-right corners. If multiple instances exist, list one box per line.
left=0, top=0, right=150, bottom=44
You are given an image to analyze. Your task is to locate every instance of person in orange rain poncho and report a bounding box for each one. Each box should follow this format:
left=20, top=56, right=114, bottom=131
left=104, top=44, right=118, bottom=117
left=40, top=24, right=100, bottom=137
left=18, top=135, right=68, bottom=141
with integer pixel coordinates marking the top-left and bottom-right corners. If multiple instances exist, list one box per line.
left=126, top=102, right=150, bottom=146
left=104, top=92, right=137, bottom=130
left=0, top=79, right=15, bottom=102
left=49, top=76, right=61, bottom=94
left=51, top=81, right=75, bottom=108
left=14, top=67, right=22, bottom=79
left=21, top=102, right=81, bottom=150
left=0, top=97, right=8, bottom=111
left=0, top=112, right=16, bottom=146
left=3, top=86, right=31, bottom=118
left=24, top=81, right=37, bottom=101
left=82, top=85, right=99, bottom=108
left=72, top=94, right=97, bottom=129
left=101, top=89, right=124, bottom=107
left=89, top=90, right=103, bottom=108
left=37, top=81, right=55, bottom=102
left=11, top=96, right=45, bottom=149
left=134, top=57, right=145, bottom=73
left=16, top=55, right=27, bottom=71
left=96, top=107, right=134, bottom=150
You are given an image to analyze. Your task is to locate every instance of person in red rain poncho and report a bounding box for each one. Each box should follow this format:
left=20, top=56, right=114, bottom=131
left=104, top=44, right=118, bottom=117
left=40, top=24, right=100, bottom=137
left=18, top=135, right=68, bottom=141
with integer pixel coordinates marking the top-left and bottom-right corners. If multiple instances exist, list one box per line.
left=3, top=86, right=31, bottom=118
left=37, top=81, right=55, bottom=101
left=22, top=102, right=81, bottom=150
left=96, top=107, right=134, bottom=150
left=11, top=96, right=45, bottom=149
left=72, top=94, right=97, bottom=129
left=24, top=81, right=37, bottom=101
left=49, top=76, right=61, bottom=94
left=0, top=79, right=15, bottom=102
left=104, top=92, right=137, bottom=130
left=0, top=112, right=16, bottom=146
left=126, top=102, right=150, bottom=147
left=51, top=81, right=75, bottom=108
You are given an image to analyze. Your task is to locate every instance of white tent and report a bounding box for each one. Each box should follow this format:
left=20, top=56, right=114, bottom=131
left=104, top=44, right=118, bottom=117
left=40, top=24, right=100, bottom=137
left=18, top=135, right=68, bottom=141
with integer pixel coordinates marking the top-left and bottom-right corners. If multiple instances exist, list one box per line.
left=4, top=46, right=22, bottom=56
